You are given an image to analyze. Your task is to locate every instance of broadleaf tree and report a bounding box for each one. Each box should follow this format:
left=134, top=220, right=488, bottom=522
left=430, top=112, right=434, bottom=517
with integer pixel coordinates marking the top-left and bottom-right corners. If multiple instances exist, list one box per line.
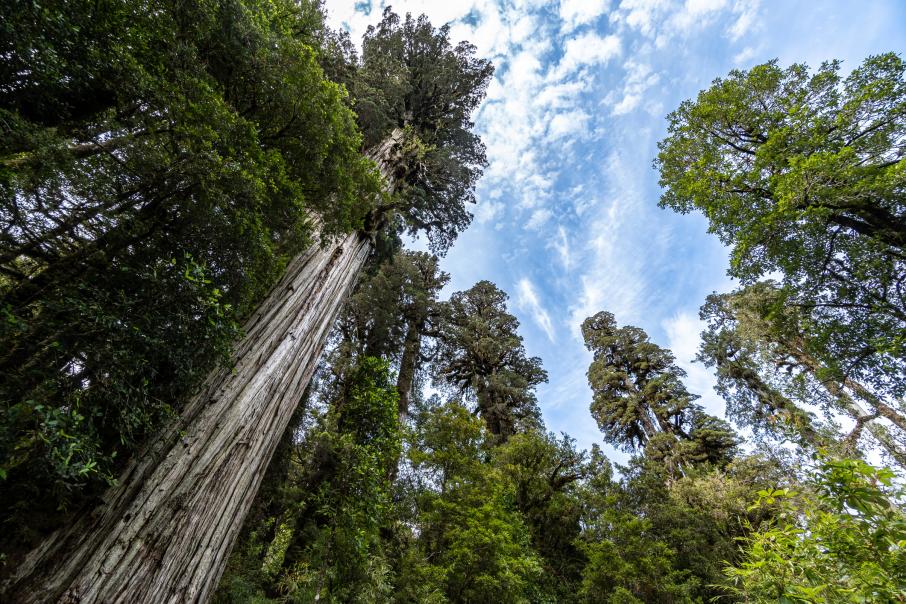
left=655, top=53, right=906, bottom=413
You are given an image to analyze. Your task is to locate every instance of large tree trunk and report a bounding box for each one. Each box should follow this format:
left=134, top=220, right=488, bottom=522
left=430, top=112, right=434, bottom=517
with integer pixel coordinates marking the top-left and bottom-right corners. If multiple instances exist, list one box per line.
left=1, top=231, right=372, bottom=603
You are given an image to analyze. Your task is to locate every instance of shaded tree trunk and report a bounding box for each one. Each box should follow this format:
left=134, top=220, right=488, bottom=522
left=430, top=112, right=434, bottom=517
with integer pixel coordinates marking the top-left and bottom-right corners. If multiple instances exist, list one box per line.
left=1, top=231, right=371, bottom=603
left=395, top=318, right=422, bottom=425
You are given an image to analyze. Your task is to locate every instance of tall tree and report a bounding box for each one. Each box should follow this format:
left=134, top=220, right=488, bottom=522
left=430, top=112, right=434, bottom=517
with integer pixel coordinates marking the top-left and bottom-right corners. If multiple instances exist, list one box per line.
left=400, top=400, right=544, bottom=603
left=338, top=251, right=449, bottom=423
left=215, top=357, right=402, bottom=603
left=434, top=281, right=548, bottom=440
left=655, top=53, right=906, bottom=412
left=581, top=311, right=736, bottom=469
left=699, top=282, right=906, bottom=467
left=354, top=9, right=493, bottom=252
left=0, top=0, right=376, bottom=537
left=493, top=431, right=588, bottom=599
left=1, top=4, right=492, bottom=601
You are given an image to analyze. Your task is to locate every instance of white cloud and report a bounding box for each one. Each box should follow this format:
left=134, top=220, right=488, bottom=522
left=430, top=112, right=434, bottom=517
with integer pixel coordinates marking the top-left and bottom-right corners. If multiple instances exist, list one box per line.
left=611, top=59, right=660, bottom=115
left=535, top=80, right=586, bottom=109
left=568, top=145, right=660, bottom=336
left=550, top=226, right=573, bottom=271
left=671, top=0, right=728, bottom=31
left=662, top=311, right=701, bottom=365
left=475, top=199, right=503, bottom=223
left=728, top=0, right=760, bottom=41
left=733, top=45, right=757, bottom=65
left=517, top=278, right=556, bottom=342
left=612, top=0, right=737, bottom=42
left=570, top=217, right=646, bottom=332
left=662, top=311, right=726, bottom=417
left=555, top=32, right=622, bottom=76
left=612, top=93, right=640, bottom=114
left=612, top=0, right=670, bottom=37
left=526, top=208, right=553, bottom=230
left=547, top=109, right=591, bottom=139
left=560, top=0, right=611, bottom=32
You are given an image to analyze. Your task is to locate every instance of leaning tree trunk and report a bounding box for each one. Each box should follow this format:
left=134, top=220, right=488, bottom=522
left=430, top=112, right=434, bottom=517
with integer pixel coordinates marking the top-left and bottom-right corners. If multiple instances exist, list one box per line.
left=2, top=129, right=411, bottom=603
left=1, top=231, right=372, bottom=603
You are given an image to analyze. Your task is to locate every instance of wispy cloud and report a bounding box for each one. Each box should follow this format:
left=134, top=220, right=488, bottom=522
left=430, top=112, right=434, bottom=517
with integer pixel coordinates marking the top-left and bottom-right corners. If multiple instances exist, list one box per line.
left=322, top=0, right=906, bottom=454
left=610, top=59, right=660, bottom=115
left=568, top=150, right=651, bottom=335
left=547, top=109, right=592, bottom=140
left=526, top=208, right=553, bottom=230
left=550, top=226, right=573, bottom=272
left=559, top=0, right=611, bottom=32
left=727, top=0, right=760, bottom=41
left=516, top=278, right=556, bottom=342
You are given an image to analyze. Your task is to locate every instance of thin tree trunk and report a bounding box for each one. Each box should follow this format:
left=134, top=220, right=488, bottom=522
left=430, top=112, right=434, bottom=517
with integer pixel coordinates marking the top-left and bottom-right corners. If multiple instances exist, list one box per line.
left=396, top=319, right=422, bottom=425
left=1, top=231, right=372, bottom=603
left=717, top=354, right=821, bottom=446
left=782, top=342, right=906, bottom=463
left=388, top=319, right=422, bottom=481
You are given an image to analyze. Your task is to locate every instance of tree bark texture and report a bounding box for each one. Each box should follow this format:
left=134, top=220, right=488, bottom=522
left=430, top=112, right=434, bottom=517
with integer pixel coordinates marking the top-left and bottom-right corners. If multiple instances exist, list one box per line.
left=1, top=231, right=371, bottom=603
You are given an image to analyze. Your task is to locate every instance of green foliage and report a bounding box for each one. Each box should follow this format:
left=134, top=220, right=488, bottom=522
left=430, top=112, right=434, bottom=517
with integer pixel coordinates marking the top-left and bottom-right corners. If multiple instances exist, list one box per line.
left=404, top=401, right=545, bottom=603
left=0, top=0, right=381, bottom=548
left=215, top=357, right=401, bottom=603
left=576, top=448, right=698, bottom=603
left=577, top=451, right=788, bottom=604
left=583, top=311, right=698, bottom=451
left=726, top=457, right=906, bottom=603
left=582, top=310, right=737, bottom=470
left=355, top=10, right=494, bottom=252
left=493, top=432, right=588, bottom=599
left=656, top=53, right=906, bottom=407
left=339, top=250, right=448, bottom=363
left=10, top=11, right=902, bottom=599
left=272, top=357, right=401, bottom=603
left=435, top=281, right=548, bottom=440
left=699, top=282, right=906, bottom=468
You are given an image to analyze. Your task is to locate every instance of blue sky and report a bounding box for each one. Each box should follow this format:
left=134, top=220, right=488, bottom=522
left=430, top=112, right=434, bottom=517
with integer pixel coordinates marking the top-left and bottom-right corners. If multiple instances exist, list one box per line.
left=324, top=0, right=906, bottom=459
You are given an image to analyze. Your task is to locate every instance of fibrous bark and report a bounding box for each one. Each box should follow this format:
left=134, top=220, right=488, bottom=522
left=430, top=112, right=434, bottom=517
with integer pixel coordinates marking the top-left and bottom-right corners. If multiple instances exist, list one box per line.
left=2, top=127, right=414, bottom=604
left=2, top=232, right=371, bottom=603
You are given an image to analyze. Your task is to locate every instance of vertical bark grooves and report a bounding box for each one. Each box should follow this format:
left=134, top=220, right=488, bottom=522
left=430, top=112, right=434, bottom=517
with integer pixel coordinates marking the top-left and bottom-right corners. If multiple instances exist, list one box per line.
left=2, top=232, right=372, bottom=604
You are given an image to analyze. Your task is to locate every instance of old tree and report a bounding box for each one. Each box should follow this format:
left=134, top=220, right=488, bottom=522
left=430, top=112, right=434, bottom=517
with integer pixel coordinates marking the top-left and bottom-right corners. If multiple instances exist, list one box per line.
left=3, top=1, right=906, bottom=602
left=0, top=1, right=490, bottom=601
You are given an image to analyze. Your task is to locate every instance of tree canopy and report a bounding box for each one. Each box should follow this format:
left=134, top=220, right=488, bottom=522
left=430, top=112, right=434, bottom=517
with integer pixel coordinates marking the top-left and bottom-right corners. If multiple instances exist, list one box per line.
left=3, top=3, right=905, bottom=602
left=0, top=0, right=492, bottom=560
left=0, top=0, right=381, bottom=546
left=434, top=281, right=548, bottom=440
left=656, top=53, right=906, bottom=403
left=356, top=9, right=494, bottom=252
